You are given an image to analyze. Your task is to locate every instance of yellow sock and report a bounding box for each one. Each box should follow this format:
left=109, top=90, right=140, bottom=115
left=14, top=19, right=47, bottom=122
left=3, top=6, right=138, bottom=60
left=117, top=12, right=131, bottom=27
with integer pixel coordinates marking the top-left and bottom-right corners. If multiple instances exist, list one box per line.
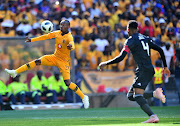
left=69, top=82, right=85, bottom=99
left=16, top=61, right=36, bottom=74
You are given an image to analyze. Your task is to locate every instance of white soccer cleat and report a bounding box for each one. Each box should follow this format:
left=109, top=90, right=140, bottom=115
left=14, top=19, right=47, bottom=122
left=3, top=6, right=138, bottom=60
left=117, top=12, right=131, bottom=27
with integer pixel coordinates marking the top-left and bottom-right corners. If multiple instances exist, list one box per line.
left=4, top=69, right=17, bottom=78
left=153, top=88, right=166, bottom=103
left=82, top=95, right=89, bottom=109
left=142, top=114, right=159, bottom=123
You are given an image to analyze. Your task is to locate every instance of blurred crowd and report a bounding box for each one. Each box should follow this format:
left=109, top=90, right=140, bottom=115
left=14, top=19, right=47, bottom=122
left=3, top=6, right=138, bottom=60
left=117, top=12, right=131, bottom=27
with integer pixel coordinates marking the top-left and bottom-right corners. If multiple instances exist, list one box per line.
left=0, top=0, right=180, bottom=73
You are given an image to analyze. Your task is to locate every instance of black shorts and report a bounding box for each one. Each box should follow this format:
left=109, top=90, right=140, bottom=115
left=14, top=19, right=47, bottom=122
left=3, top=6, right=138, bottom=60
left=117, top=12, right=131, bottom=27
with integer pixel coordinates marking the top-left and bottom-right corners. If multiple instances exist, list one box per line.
left=131, top=68, right=155, bottom=90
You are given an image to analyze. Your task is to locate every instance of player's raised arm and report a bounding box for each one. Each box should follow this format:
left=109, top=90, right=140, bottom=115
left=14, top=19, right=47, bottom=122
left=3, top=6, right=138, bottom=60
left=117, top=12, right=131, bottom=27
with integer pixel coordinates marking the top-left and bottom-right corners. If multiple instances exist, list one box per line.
left=25, top=32, right=57, bottom=43
left=99, top=45, right=129, bottom=71
left=149, top=39, right=170, bottom=77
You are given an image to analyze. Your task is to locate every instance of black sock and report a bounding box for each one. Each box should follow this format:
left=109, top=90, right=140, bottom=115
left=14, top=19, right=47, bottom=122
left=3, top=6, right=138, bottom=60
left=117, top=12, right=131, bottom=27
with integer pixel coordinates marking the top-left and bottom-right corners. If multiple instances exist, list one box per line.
left=144, top=92, right=153, bottom=99
left=134, top=95, right=154, bottom=116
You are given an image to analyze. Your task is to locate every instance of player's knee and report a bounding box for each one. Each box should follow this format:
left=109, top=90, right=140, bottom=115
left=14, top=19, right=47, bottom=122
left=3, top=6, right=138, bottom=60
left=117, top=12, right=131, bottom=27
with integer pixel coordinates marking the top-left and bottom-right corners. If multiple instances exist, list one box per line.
left=35, top=59, right=41, bottom=65
left=64, top=80, right=71, bottom=87
left=127, top=92, right=135, bottom=101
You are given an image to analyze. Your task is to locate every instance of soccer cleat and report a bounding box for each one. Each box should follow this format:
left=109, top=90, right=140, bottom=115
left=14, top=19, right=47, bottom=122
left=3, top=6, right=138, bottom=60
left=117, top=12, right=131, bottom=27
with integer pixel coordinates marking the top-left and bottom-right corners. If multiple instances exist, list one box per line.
left=153, top=88, right=166, bottom=103
left=82, top=95, right=89, bottom=109
left=4, top=69, right=17, bottom=78
left=142, top=115, right=159, bottom=123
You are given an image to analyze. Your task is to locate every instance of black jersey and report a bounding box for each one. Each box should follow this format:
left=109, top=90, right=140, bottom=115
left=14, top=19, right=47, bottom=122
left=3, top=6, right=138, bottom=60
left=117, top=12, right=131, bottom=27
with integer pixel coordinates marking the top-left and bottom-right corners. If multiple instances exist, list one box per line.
left=106, top=32, right=167, bottom=70
left=125, top=33, right=153, bottom=69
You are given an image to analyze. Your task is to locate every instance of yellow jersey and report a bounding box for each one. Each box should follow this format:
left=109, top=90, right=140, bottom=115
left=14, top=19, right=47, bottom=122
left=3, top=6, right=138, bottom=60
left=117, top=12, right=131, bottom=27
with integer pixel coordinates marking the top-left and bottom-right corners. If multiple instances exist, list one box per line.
left=31, top=31, right=75, bottom=62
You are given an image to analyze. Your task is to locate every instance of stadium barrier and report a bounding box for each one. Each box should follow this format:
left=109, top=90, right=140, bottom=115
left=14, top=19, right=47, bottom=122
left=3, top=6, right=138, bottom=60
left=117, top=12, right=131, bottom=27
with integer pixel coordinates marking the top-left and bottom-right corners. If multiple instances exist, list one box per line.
left=88, top=92, right=139, bottom=108
left=2, top=96, right=66, bottom=103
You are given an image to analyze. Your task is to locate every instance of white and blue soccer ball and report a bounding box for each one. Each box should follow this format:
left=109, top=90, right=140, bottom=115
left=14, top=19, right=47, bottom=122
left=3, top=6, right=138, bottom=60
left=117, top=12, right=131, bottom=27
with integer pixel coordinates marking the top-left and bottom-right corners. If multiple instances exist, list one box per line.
left=41, top=20, right=53, bottom=33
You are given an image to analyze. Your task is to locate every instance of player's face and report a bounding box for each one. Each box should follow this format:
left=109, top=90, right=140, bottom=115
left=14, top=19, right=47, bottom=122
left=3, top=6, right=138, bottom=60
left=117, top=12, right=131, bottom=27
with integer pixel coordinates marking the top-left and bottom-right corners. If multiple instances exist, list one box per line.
left=60, top=21, right=69, bottom=33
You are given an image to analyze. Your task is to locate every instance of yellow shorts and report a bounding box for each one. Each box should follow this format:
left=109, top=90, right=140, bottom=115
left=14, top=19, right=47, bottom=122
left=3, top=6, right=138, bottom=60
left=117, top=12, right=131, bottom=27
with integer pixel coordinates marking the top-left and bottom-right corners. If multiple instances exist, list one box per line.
left=40, top=54, right=70, bottom=80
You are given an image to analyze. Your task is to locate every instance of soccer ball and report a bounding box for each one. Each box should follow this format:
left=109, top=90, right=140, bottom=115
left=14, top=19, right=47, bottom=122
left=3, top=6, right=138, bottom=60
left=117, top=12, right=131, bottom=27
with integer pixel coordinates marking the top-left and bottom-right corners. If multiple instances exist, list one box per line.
left=41, top=20, right=53, bottom=33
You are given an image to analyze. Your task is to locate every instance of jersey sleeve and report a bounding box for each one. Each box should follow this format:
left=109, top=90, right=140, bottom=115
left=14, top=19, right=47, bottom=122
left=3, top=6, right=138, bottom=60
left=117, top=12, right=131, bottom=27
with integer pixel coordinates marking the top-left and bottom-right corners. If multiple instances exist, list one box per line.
left=106, top=39, right=130, bottom=65
left=149, top=39, right=167, bottom=67
left=31, top=31, right=58, bottom=42
left=68, top=34, right=75, bottom=50
left=123, top=39, right=130, bottom=53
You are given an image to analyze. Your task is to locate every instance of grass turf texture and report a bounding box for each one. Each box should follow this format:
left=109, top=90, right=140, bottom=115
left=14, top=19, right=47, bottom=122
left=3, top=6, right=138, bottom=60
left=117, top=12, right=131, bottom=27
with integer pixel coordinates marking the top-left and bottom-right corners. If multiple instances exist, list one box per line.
left=0, top=106, right=179, bottom=126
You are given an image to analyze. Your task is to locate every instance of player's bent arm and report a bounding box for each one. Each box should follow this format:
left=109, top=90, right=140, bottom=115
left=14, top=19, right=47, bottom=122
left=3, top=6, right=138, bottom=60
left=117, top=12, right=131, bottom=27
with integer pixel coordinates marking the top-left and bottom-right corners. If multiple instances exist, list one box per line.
left=68, top=34, right=75, bottom=50
left=99, top=50, right=127, bottom=70
left=104, top=45, right=129, bottom=65
left=149, top=42, right=167, bottom=67
left=69, top=41, right=75, bottom=50
left=105, top=51, right=128, bottom=65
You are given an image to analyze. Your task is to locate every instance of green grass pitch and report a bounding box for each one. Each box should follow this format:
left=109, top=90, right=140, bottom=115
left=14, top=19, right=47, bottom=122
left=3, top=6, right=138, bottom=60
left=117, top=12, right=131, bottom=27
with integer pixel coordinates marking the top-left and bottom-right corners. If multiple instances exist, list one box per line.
left=0, top=106, right=180, bottom=126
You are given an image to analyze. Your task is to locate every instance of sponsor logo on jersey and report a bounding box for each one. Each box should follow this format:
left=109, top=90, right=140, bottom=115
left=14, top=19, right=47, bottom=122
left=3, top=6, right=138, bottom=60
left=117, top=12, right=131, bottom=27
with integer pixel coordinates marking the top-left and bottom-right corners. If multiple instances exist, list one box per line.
left=137, top=83, right=141, bottom=86
left=58, top=44, right=62, bottom=49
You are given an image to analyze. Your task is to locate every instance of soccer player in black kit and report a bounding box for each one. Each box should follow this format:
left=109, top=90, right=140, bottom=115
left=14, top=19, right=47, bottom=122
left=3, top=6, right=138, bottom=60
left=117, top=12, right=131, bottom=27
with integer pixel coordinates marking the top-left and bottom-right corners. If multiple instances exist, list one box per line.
left=99, top=20, right=170, bottom=123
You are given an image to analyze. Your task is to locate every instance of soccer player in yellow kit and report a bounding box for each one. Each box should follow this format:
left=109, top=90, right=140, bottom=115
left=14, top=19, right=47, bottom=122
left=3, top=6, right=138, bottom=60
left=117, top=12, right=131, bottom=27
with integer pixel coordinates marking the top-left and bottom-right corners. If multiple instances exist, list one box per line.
left=5, top=20, right=89, bottom=109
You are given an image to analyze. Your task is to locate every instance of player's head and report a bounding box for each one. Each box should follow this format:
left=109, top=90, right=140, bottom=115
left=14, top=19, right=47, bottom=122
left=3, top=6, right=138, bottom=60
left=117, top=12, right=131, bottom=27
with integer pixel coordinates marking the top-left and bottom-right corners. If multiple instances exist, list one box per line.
left=127, top=20, right=138, bottom=36
left=60, top=20, right=70, bottom=33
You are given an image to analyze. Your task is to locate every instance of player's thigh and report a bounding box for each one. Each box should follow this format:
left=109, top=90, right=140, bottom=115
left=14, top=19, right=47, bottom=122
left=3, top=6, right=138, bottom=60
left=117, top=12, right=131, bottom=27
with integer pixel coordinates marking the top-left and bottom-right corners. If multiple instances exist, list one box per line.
left=40, top=55, right=56, bottom=66
left=57, top=61, right=70, bottom=80
left=133, top=70, right=154, bottom=90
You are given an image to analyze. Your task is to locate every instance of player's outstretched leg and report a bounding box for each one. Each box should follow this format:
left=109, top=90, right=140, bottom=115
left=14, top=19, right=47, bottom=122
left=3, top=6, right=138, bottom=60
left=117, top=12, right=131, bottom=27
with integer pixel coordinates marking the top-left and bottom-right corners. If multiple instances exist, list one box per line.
left=5, top=60, right=37, bottom=78
left=65, top=80, right=89, bottom=109
left=153, top=88, right=166, bottom=103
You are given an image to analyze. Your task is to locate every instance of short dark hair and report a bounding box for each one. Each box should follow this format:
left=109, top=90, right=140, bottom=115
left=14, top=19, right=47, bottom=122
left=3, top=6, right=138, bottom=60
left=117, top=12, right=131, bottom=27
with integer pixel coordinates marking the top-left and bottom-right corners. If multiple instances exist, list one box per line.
left=128, top=20, right=138, bottom=29
left=64, top=20, right=70, bottom=26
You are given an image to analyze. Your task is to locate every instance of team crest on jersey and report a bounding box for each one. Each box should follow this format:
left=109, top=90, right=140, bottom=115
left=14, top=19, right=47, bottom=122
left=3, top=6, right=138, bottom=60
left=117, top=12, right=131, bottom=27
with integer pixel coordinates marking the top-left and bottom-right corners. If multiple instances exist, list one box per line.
left=58, top=44, right=62, bottom=49
left=62, top=39, right=65, bottom=43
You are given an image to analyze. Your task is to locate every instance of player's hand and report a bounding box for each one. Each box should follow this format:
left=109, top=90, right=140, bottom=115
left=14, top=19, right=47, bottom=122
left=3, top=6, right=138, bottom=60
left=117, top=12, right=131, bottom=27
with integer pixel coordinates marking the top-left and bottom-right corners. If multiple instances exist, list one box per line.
left=163, top=67, right=171, bottom=77
left=67, top=44, right=72, bottom=50
left=98, top=62, right=107, bottom=71
left=25, top=36, right=31, bottom=43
